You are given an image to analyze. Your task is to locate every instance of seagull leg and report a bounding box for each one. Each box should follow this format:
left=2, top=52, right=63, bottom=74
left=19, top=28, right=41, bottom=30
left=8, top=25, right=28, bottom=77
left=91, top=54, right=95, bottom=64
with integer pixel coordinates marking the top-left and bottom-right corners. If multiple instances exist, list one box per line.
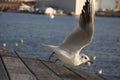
left=48, top=52, right=55, bottom=62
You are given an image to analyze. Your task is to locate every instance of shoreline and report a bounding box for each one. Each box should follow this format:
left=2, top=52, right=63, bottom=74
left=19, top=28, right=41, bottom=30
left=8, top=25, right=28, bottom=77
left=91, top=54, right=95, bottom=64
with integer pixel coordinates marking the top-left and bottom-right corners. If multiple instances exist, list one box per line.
left=1, top=10, right=120, bottom=17
left=95, top=11, right=120, bottom=17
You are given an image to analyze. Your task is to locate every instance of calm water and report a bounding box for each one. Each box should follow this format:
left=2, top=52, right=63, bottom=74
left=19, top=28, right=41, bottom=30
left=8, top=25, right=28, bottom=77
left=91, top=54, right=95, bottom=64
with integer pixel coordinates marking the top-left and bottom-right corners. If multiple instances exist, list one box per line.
left=0, top=13, right=120, bottom=80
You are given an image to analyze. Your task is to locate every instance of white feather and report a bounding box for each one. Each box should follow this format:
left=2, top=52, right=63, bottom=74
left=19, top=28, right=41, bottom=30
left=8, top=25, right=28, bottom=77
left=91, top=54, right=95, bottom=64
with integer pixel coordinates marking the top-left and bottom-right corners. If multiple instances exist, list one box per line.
left=43, top=0, right=95, bottom=66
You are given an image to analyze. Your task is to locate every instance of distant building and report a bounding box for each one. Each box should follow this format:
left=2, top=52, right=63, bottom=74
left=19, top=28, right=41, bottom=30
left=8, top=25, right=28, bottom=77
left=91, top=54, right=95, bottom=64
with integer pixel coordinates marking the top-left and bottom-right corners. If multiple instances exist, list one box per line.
left=0, top=0, right=36, bottom=2
left=19, top=3, right=35, bottom=12
left=96, top=0, right=120, bottom=10
left=0, top=0, right=36, bottom=10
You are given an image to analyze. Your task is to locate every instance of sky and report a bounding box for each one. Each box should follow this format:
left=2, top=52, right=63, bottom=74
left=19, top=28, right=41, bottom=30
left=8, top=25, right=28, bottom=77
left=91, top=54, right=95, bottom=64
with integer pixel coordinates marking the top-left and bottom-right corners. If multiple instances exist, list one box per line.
left=96, top=0, right=120, bottom=9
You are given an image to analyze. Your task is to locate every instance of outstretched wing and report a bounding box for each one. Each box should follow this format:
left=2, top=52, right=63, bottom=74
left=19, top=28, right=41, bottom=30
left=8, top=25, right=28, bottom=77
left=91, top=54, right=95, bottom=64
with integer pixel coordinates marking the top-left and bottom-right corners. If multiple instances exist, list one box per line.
left=59, top=0, right=95, bottom=54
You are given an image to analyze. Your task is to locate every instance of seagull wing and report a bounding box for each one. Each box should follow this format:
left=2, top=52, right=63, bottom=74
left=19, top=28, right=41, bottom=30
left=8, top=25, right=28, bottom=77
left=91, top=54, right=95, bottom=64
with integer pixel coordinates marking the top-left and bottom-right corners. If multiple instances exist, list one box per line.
left=77, top=0, right=87, bottom=15
left=59, top=0, right=95, bottom=54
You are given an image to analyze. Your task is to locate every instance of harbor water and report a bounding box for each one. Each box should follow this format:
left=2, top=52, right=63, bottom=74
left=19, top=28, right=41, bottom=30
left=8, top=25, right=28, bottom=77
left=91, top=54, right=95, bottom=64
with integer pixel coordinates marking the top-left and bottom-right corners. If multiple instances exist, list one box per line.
left=0, top=13, right=120, bottom=80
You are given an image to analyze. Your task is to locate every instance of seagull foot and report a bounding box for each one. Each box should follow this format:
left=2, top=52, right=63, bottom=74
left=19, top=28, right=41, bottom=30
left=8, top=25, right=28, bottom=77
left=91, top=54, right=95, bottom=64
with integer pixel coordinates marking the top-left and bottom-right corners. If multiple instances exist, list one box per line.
left=48, top=52, right=55, bottom=61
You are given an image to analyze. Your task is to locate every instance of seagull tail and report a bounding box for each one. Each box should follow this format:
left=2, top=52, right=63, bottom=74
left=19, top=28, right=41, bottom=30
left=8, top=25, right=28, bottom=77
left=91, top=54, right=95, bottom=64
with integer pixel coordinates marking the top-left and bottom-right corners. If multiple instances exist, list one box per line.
left=42, top=44, right=57, bottom=52
left=42, top=43, right=51, bottom=49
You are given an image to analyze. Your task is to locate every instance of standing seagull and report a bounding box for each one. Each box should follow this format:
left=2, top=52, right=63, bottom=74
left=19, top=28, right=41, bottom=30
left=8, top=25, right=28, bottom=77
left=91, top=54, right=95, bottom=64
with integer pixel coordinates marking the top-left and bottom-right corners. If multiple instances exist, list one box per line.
left=43, top=0, right=95, bottom=66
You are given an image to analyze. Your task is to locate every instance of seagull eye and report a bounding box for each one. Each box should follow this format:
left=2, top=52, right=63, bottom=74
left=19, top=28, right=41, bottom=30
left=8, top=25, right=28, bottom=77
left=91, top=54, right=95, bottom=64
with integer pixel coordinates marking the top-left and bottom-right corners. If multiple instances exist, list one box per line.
left=84, top=57, right=87, bottom=59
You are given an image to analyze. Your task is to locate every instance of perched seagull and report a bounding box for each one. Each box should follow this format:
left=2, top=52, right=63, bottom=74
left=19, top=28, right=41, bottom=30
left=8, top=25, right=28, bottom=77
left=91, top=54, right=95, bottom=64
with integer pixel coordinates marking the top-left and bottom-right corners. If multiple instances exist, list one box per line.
left=43, top=0, right=95, bottom=66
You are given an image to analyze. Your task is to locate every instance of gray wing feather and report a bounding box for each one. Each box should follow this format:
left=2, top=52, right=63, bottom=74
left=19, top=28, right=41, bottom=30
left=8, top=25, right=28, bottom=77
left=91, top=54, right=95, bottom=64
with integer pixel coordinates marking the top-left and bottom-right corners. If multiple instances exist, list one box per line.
left=59, top=0, right=95, bottom=54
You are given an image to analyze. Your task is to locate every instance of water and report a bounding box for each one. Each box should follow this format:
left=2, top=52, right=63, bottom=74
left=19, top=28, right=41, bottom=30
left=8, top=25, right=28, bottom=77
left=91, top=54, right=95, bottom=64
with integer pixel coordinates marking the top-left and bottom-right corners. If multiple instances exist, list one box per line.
left=0, top=13, right=120, bottom=80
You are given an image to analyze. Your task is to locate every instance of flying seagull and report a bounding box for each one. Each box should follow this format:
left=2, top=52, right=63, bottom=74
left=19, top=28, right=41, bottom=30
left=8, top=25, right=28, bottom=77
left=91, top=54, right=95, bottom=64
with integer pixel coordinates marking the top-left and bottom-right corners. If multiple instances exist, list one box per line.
left=43, top=0, right=95, bottom=66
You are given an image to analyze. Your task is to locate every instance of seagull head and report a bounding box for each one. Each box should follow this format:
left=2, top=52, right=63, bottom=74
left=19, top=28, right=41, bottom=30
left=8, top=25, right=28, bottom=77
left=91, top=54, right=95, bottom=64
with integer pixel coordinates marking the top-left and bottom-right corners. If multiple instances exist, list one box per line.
left=80, top=54, right=93, bottom=66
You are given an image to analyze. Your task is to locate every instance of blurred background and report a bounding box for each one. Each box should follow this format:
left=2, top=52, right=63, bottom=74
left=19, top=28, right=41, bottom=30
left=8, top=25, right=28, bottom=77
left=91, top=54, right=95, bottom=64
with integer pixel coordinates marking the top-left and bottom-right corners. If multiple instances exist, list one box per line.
left=0, top=0, right=120, bottom=80
left=0, top=0, right=120, bottom=16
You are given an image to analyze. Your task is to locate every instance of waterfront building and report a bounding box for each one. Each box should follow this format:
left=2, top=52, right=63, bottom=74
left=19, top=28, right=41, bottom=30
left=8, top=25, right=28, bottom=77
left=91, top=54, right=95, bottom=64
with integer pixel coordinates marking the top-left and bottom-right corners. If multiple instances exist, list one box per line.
left=0, top=0, right=36, bottom=10
left=0, top=0, right=36, bottom=2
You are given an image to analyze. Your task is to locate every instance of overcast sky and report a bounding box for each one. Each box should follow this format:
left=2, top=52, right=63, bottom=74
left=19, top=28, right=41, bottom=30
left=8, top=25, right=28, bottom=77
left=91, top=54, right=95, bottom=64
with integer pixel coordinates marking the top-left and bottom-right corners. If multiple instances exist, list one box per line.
left=96, top=0, right=120, bottom=9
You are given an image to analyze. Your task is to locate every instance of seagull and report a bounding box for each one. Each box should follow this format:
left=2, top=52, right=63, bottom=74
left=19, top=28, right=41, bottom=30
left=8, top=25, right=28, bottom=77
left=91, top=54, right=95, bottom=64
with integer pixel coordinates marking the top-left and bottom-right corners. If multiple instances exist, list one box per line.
left=43, top=0, right=95, bottom=66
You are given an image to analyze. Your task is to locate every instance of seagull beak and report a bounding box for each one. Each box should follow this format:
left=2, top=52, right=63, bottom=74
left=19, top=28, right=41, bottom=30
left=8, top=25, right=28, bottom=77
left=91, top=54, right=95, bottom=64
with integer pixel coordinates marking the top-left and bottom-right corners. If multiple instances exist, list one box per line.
left=88, top=60, right=93, bottom=64
left=87, top=60, right=93, bottom=66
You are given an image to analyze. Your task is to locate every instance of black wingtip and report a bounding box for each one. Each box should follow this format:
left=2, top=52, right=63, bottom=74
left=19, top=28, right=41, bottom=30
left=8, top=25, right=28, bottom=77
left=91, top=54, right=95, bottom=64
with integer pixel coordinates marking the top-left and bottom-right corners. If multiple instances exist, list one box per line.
left=80, top=0, right=90, bottom=24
